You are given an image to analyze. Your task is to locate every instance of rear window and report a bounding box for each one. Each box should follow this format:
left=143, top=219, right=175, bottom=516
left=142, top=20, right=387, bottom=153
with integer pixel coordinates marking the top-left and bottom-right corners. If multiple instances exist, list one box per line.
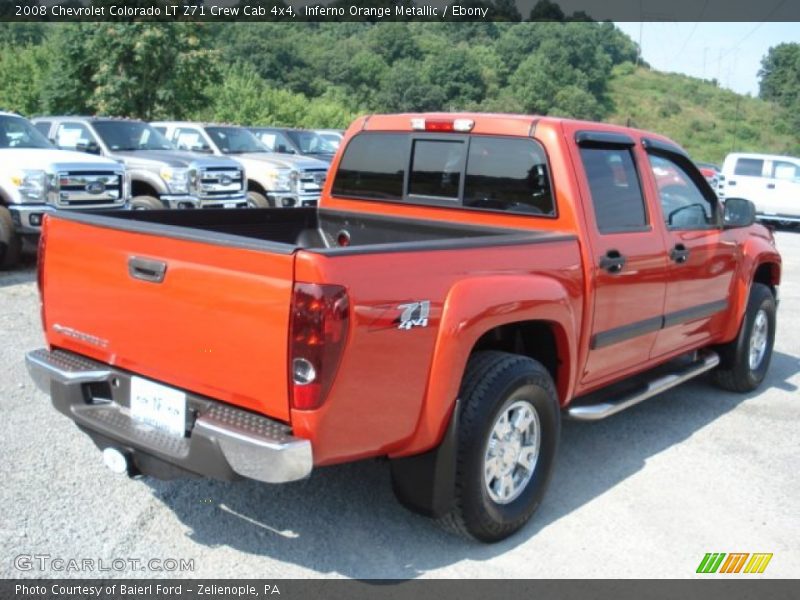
left=734, top=158, right=764, bottom=177
left=332, top=133, right=406, bottom=200
left=409, top=139, right=464, bottom=199
left=332, top=132, right=555, bottom=217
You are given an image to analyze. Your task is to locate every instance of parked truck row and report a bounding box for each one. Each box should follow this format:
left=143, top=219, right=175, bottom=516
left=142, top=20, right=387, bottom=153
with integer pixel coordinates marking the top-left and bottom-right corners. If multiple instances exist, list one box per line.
left=0, top=110, right=343, bottom=268
left=26, top=112, right=781, bottom=542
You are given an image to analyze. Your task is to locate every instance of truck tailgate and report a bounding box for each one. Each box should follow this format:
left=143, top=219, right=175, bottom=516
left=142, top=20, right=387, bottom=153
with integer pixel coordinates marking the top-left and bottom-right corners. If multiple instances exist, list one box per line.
left=41, top=217, right=294, bottom=422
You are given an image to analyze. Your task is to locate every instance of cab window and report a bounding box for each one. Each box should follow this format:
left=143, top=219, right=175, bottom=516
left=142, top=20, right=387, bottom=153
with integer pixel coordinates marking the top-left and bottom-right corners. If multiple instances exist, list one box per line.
left=648, top=154, right=716, bottom=229
left=580, top=147, right=648, bottom=233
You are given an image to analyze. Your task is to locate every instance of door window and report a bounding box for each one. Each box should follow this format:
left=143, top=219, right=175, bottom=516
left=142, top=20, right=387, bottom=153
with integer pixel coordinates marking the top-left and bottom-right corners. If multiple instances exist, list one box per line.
left=580, top=147, right=648, bottom=233
left=734, top=158, right=764, bottom=177
left=55, top=123, right=98, bottom=151
left=174, top=128, right=211, bottom=153
left=648, top=154, right=716, bottom=229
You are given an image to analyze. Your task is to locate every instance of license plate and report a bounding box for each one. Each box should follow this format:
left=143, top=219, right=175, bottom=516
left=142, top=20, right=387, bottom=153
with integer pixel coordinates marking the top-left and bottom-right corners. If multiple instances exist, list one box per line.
left=130, top=377, right=187, bottom=437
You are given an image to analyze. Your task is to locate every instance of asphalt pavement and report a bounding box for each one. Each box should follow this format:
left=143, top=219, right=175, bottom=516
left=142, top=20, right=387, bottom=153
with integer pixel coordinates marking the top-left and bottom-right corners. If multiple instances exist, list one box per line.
left=1, top=231, right=798, bottom=579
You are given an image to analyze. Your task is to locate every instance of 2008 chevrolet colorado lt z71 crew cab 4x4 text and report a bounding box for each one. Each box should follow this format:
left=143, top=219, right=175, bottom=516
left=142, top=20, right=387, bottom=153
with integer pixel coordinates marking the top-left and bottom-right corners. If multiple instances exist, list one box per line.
left=27, top=113, right=781, bottom=542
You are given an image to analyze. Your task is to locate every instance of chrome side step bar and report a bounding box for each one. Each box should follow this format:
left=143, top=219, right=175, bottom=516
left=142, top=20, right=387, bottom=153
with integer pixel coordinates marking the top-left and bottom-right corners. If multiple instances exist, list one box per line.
left=567, top=351, right=720, bottom=421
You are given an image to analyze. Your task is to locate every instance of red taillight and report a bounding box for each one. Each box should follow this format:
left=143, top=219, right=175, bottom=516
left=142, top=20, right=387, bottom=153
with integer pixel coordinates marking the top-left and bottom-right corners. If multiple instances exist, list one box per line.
left=37, top=216, right=47, bottom=329
left=289, top=283, right=349, bottom=411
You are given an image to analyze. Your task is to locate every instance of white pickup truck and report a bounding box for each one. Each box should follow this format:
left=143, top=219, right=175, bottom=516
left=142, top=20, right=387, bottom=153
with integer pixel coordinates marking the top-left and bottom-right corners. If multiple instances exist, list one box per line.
left=0, top=112, right=129, bottom=269
left=152, top=122, right=329, bottom=208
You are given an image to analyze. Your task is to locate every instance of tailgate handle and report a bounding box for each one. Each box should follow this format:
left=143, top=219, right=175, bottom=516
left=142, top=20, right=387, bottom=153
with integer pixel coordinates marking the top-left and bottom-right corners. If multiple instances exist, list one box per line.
left=128, top=257, right=167, bottom=283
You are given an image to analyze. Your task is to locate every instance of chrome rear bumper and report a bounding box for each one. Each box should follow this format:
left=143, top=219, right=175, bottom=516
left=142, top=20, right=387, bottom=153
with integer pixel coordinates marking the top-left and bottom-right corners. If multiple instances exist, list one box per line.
left=25, top=348, right=312, bottom=484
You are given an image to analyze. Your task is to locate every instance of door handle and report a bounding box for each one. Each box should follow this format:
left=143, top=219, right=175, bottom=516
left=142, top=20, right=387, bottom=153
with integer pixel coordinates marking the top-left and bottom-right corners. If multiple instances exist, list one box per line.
left=670, top=244, right=690, bottom=264
left=599, top=249, right=626, bottom=274
left=767, top=183, right=775, bottom=189
left=128, top=256, right=167, bottom=283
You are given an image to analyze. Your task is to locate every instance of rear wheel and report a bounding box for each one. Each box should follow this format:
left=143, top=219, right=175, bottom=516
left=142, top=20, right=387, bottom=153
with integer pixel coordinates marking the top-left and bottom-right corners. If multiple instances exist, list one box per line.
left=131, top=195, right=165, bottom=210
left=247, top=191, right=273, bottom=208
left=712, top=283, right=776, bottom=392
left=439, top=351, right=560, bottom=542
left=0, top=205, right=22, bottom=269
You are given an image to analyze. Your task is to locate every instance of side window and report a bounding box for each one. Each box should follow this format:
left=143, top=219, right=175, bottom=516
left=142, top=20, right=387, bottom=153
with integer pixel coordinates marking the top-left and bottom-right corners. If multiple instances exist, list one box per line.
left=580, top=147, right=648, bottom=233
left=332, top=133, right=407, bottom=200
left=408, top=139, right=464, bottom=199
left=152, top=125, right=167, bottom=136
left=464, top=137, right=555, bottom=215
left=174, top=128, right=210, bottom=153
left=734, top=158, right=764, bottom=177
left=771, top=161, right=800, bottom=181
left=34, top=121, right=51, bottom=138
left=55, top=123, right=97, bottom=151
left=648, top=154, right=715, bottom=229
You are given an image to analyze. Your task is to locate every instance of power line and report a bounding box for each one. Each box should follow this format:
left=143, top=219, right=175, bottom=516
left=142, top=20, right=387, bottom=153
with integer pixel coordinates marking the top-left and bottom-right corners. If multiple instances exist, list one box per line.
left=718, top=0, right=790, bottom=62
left=674, top=0, right=709, bottom=60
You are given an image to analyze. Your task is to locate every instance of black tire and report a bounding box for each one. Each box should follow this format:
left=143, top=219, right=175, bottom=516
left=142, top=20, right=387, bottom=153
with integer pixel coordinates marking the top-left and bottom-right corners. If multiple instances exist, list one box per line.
left=712, top=283, right=776, bottom=392
left=0, top=205, right=22, bottom=270
left=439, top=351, right=560, bottom=543
left=131, top=195, right=165, bottom=210
left=247, top=191, right=273, bottom=208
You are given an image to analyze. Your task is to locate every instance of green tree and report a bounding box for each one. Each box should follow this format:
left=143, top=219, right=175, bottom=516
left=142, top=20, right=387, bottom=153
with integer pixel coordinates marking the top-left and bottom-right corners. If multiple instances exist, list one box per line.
left=89, top=23, right=220, bottom=119
left=758, top=43, right=800, bottom=109
left=0, top=42, right=51, bottom=115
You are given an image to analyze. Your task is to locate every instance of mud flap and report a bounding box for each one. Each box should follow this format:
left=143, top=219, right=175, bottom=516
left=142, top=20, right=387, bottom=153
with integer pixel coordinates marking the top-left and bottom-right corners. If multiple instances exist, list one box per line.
left=389, top=405, right=458, bottom=518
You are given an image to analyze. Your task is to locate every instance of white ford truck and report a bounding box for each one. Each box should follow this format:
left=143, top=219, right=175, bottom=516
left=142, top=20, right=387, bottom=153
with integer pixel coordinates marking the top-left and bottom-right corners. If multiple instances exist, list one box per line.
left=0, top=112, right=129, bottom=269
left=152, top=122, right=329, bottom=208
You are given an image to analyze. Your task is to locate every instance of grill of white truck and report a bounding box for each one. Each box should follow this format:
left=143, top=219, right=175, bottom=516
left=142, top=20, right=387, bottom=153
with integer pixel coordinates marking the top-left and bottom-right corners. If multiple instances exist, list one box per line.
left=56, top=171, right=125, bottom=208
left=198, top=167, right=245, bottom=199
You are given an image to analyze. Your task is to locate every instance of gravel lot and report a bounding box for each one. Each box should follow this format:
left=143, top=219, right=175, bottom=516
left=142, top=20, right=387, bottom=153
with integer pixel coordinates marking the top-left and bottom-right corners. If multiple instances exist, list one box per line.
left=1, top=232, right=798, bottom=579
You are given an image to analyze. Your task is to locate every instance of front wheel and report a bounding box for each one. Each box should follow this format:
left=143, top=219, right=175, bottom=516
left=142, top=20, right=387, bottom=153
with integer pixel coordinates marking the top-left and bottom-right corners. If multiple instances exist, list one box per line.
left=247, top=191, right=273, bottom=208
left=0, top=205, right=22, bottom=269
left=130, top=195, right=165, bottom=210
left=712, top=283, right=776, bottom=392
left=439, top=351, right=560, bottom=542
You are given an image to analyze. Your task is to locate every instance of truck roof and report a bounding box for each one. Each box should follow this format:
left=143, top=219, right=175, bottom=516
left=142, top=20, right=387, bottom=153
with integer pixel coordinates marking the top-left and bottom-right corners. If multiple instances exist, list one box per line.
left=359, top=112, right=680, bottom=150
left=33, top=115, right=149, bottom=124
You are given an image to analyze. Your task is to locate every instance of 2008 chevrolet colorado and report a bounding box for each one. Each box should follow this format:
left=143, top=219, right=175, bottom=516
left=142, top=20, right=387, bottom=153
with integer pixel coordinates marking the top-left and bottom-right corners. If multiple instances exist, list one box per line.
left=27, top=113, right=781, bottom=542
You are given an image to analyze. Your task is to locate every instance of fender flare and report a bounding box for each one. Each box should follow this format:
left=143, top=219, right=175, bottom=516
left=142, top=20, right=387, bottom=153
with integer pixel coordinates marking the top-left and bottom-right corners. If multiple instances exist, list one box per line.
left=129, top=170, right=168, bottom=196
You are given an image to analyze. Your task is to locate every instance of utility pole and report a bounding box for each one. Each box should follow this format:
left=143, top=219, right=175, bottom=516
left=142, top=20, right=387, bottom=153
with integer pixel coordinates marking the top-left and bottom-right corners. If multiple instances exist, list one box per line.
left=731, top=97, right=741, bottom=152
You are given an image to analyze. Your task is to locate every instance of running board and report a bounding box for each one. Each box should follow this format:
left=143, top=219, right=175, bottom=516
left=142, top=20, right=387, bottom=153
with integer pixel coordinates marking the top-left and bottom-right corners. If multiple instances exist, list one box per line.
left=567, top=351, right=720, bottom=421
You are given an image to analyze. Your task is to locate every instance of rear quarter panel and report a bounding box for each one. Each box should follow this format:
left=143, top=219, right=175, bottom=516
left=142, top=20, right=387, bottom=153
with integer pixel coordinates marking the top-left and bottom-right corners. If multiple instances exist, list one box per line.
left=292, top=238, right=583, bottom=465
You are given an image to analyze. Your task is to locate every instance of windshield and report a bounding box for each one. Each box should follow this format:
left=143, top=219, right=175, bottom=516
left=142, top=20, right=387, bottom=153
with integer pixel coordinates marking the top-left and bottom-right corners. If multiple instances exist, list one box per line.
left=286, top=130, right=336, bottom=154
left=250, top=129, right=295, bottom=154
left=206, top=127, right=267, bottom=154
left=0, top=115, right=53, bottom=149
left=93, top=120, right=174, bottom=151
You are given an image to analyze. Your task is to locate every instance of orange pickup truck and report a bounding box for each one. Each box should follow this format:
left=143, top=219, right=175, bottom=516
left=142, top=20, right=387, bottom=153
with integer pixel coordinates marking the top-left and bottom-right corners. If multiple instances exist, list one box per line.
left=27, top=113, right=781, bottom=542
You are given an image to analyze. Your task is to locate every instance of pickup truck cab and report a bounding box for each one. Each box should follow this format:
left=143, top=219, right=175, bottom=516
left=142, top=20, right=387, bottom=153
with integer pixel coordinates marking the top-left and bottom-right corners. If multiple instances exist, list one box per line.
left=27, top=113, right=781, bottom=542
left=33, top=117, right=248, bottom=211
left=719, top=152, right=800, bottom=227
left=152, top=122, right=329, bottom=208
left=0, top=112, right=128, bottom=269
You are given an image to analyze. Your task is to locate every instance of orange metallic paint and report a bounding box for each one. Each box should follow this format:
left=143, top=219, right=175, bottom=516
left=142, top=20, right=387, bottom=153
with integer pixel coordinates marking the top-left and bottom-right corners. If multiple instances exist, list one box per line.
left=42, top=112, right=782, bottom=468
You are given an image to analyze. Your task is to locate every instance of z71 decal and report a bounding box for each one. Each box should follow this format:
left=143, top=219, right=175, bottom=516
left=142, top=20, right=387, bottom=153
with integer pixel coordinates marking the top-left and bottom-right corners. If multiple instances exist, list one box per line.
left=397, top=301, right=431, bottom=330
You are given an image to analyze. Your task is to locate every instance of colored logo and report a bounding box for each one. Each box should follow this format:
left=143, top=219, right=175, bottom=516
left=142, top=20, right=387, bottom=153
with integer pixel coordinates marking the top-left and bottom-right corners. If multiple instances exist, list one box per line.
left=85, top=181, right=106, bottom=195
left=697, top=553, right=773, bottom=574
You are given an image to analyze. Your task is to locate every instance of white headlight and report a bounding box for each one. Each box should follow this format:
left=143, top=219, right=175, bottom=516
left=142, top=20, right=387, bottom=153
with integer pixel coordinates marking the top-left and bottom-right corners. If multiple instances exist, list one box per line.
left=11, top=169, right=48, bottom=202
left=160, top=167, right=190, bottom=194
left=265, top=168, right=294, bottom=192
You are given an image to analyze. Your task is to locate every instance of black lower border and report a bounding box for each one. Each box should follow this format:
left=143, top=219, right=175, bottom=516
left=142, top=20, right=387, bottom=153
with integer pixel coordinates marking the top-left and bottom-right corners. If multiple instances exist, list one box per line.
left=2, top=579, right=796, bottom=600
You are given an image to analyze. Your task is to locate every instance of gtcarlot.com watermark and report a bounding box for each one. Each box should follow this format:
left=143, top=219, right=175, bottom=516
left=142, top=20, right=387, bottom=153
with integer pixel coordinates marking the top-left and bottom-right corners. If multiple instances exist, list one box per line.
left=13, top=553, right=195, bottom=573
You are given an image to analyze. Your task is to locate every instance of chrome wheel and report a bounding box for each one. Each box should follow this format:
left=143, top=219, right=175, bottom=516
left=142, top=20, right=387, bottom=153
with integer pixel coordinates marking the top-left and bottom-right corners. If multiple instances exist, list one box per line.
left=483, top=397, right=540, bottom=505
left=749, top=309, right=769, bottom=370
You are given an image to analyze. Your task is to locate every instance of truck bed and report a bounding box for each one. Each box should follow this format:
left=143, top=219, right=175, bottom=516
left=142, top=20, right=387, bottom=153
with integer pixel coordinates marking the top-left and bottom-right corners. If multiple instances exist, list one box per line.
left=56, top=207, right=567, bottom=254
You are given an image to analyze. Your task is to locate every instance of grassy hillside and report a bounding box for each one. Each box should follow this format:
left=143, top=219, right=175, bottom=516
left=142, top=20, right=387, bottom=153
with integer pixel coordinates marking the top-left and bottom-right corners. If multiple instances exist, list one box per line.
left=606, top=64, right=799, bottom=165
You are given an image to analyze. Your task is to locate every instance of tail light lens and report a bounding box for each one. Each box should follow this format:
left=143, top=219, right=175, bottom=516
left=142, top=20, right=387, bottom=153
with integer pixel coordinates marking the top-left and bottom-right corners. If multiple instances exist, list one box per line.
left=37, top=216, right=47, bottom=330
left=289, top=283, right=349, bottom=410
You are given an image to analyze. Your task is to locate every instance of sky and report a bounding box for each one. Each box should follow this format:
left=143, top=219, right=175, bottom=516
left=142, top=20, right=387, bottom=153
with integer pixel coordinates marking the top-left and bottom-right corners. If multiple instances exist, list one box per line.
left=614, top=22, right=800, bottom=97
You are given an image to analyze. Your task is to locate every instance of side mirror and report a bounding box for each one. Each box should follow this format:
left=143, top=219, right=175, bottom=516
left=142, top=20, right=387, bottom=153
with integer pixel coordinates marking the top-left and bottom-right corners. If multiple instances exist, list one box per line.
left=76, top=141, right=101, bottom=155
left=723, top=197, right=756, bottom=228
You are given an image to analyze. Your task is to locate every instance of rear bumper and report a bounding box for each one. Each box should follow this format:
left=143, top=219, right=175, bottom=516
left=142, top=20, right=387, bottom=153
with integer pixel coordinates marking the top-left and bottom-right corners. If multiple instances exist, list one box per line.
left=25, top=348, right=312, bottom=484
